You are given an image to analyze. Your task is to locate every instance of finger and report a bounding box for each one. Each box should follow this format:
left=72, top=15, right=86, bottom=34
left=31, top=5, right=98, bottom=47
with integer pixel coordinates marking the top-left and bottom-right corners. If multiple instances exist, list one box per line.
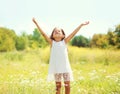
left=85, top=21, right=89, bottom=25
left=32, top=18, right=36, bottom=22
left=87, top=21, right=89, bottom=24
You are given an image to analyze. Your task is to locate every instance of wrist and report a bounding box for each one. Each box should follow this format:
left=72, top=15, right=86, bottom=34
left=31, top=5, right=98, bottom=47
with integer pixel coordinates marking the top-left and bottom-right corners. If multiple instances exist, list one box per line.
left=79, top=24, right=83, bottom=28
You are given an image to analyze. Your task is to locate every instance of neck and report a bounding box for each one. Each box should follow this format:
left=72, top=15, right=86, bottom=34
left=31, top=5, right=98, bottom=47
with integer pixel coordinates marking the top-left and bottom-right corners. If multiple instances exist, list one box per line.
left=54, top=38, right=62, bottom=42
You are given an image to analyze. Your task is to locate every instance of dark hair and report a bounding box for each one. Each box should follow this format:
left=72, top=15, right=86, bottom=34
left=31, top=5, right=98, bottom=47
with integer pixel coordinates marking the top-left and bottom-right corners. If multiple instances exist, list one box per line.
left=50, top=27, right=65, bottom=40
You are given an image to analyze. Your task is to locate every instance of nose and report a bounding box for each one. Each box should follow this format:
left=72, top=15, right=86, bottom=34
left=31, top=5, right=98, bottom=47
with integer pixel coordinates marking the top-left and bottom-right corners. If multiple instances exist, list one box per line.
left=55, top=31, right=60, bottom=34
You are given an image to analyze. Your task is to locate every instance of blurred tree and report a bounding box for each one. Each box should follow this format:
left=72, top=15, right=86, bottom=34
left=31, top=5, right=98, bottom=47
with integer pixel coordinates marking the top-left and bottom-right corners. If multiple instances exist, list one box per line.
left=30, top=28, right=48, bottom=48
left=0, top=27, right=16, bottom=52
left=114, top=24, right=120, bottom=37
left=107, top=31, right=117, bottom=46
left=71, top=35, right=90, bottom=47
left=114, top=24, right=120, bottom=48
left=90, top=34, right=108, bottom=48
left=15, top=32, right=28, bottom=50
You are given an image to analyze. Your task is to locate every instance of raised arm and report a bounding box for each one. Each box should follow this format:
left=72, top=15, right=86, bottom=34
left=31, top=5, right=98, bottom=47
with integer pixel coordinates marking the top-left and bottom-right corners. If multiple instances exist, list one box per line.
left=32, top=18, right=52, bottom=45
left=65, top=21, right=89, bottom=43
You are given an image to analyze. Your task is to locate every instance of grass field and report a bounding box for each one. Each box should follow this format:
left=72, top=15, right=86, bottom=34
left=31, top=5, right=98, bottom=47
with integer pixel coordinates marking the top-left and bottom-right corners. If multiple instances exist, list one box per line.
left=0, top=46, right=120, bottom=94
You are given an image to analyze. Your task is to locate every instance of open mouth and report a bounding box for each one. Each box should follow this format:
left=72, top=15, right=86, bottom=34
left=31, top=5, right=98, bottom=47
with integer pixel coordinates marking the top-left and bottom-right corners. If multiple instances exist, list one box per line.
left=55, top=32, right=60, bottom=35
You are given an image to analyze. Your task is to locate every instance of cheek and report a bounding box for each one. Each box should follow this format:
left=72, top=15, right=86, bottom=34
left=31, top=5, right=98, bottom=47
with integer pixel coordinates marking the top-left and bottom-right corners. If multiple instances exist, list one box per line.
left=62, top=34, right=65, bottom=37
left=52, top=33, right=56, bottom=37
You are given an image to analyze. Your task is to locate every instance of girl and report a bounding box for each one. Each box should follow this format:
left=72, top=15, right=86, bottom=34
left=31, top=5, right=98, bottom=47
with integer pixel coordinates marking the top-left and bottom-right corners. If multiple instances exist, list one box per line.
left=32, top=18, right=89, bottom=94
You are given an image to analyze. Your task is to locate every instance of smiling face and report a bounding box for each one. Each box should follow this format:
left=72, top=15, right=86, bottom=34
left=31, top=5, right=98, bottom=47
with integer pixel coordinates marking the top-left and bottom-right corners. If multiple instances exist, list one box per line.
left=50, top=27, right=65, bottom=41
left=53, top=28, right=63, bottom=37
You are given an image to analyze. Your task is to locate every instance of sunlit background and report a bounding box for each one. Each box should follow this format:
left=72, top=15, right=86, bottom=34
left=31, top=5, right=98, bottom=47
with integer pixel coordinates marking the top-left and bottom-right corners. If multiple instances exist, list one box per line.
left=0, top=0, right=120, bottom=94
left=0, top=0, right=120, bottom=38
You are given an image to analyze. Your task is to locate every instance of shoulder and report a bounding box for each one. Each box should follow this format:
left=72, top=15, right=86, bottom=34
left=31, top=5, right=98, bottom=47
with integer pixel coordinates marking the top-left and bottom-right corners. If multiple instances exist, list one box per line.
left=64, top=38, right=69, bottom=44
left=62, top=39, right=67, bottom=44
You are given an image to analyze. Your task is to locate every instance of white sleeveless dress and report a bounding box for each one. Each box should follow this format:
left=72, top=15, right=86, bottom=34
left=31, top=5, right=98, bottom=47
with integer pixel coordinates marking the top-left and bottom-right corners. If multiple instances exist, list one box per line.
left=47, top=40, right=73, bottom=81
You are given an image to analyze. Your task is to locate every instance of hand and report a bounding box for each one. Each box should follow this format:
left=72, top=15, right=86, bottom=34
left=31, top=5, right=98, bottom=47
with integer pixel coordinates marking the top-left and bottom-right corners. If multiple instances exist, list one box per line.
left=81, top=21, right=89, bottom=26
left=32, top=17, right=37, bottom=23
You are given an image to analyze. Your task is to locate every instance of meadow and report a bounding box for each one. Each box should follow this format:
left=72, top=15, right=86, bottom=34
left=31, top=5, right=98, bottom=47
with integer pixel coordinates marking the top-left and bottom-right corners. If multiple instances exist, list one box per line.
left=0, top=46, right=120, bottom=94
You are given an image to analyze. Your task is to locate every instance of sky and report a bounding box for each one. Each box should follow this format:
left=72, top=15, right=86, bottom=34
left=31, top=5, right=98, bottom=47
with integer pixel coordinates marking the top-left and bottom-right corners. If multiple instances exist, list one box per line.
left=0, top=0, right=120, bottom=38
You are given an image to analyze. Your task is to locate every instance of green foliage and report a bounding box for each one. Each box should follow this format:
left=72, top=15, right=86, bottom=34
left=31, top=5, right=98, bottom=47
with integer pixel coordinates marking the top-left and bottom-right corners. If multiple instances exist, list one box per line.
left=107, top=31, right=117, bottom=46
left=29, top=29, right=48, bottom=48
left=15, top=36, right=27, bottom=50
left=114, top=24, right=120, bottom=37
left=114, top=24, right=120, bottom=49
left=0, top=27, right=49, bottom=52
left=1, top=23, right=120, bottom=52
left=0, top=27, right=16, bottom=52
left=32, top=29, right=41, bottom=41
left=90, top=24, right=120, bottom=49
left=90, top=34, right=109, bottom=48
left=71, top=35, right=90, bottom=47
left=15, top=32, right=29, bottom=51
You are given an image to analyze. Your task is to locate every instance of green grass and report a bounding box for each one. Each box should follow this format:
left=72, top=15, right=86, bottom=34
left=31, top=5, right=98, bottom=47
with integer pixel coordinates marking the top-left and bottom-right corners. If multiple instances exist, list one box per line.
left=0, top=46, right=120, bottom=94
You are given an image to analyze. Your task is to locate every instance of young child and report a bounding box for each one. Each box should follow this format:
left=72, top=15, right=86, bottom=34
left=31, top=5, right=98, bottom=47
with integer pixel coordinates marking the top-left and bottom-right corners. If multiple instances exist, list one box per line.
left=32, top=18, right=89, bottom=94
